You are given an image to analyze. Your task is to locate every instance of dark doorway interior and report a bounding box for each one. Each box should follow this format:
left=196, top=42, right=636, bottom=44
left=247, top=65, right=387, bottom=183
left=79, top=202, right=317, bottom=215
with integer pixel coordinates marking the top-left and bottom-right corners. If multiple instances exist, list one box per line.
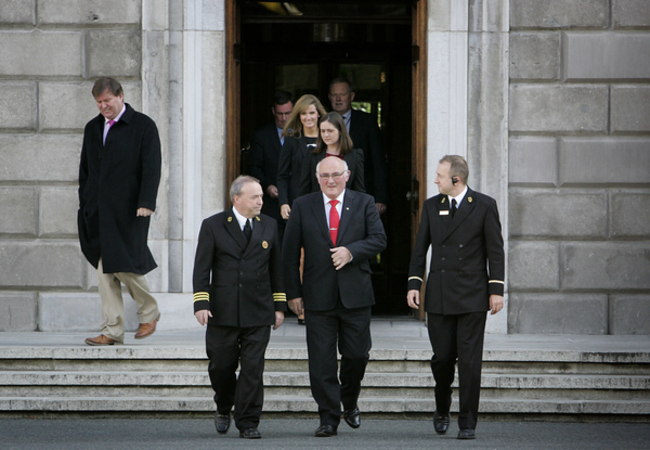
left=239, top=1, right=413, bottom=315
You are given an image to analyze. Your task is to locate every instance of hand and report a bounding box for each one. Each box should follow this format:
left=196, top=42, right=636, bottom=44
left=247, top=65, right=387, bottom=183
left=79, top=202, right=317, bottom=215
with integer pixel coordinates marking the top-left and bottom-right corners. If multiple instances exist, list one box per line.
left=330, top=246, right=352, bottom=270
left=489, top=295, right=504, bottom=315
left=376, top=203, right=387, bottom=215
left=273, top=311, right=284, bottom=330
left=281, top=204, right=291, bottom=220
left=267, top=185, right=279, bottom=198
left=288, top=298, right=303, bottom=317
left=137, top=207, right=154, bottom=217
left=195, top=309, right=213, bottom=326
left=407, top=289, right=420, bottom=309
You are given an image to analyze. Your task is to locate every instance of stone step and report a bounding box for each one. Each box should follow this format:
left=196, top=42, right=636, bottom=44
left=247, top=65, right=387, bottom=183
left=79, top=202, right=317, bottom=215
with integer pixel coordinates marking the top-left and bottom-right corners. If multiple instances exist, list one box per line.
left=1, top=371, right=648, bottom=402
left=2, top=396, right=649, bottom=415
left=3, top=371, right=649, bottom=390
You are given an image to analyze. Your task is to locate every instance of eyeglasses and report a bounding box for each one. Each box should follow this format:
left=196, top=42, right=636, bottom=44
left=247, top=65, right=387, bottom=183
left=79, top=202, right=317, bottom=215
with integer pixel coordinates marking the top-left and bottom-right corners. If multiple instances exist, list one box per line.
left=318, top=172, right=345, bottom=181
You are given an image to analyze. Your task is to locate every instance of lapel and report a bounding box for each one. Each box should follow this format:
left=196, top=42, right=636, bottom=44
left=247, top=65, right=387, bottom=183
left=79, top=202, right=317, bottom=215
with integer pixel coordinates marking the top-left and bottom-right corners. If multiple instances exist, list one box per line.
left=337, top=189, right=355, bottom=244
left=442, top=188, right=476, bottom=241
left=224, top=211, right=248, bottom=251
left=249, top=215, right=263, bottom=252
left=310, top=194, right=331, bottom=245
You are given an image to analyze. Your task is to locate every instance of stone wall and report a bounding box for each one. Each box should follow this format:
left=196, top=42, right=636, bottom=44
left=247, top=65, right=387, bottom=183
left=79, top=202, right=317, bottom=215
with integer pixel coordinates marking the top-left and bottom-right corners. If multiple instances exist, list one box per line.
left=508, top=0, right=650, bottom=334
left=0, top=1, right=145, bottom=331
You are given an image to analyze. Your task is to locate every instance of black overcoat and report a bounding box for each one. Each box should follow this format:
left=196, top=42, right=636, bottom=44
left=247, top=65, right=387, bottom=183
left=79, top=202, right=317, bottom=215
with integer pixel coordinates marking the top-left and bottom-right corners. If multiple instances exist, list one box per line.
left=78, top=104, right=161, bottom=274
left=277, top=135, right=316, bottom=207
left=248, top=122, right=283, bottom=222
left=407, top=188, right=505, bottom=315
left=193, top=211, right=287, bottom=327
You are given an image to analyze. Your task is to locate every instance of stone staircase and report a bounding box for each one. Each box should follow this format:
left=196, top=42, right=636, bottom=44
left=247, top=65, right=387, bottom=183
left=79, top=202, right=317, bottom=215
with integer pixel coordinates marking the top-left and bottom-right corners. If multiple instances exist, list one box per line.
left=1, top=340, right=649, bottom=419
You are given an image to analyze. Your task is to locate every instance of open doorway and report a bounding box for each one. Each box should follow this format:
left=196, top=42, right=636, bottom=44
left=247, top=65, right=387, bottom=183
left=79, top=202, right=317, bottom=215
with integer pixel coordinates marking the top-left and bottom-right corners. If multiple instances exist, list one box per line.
left=230, top=1, right=426, bottom=315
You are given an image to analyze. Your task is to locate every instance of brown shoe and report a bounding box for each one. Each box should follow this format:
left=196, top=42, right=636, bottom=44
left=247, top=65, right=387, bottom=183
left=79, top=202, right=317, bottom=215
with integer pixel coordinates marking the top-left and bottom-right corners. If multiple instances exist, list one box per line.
left=85, top=335, right=119, bottom=346
left=135, top=313, right=160, bottom=339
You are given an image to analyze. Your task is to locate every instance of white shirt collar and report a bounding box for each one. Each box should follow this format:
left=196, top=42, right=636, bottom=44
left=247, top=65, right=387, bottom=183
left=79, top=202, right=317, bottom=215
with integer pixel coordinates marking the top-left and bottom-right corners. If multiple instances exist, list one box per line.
left=323, top=189, right=346, bottom=207
left=105, top=104, right=126, bottom=125
left=449, top=185, right=468, bottom=207
left=232, top=207, right=252, bottom=231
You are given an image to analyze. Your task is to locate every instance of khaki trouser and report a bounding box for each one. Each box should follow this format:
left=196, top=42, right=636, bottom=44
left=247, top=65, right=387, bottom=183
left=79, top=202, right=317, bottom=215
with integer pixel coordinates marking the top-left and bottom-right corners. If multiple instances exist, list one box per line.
left=96, top=259, right=159, bottom=343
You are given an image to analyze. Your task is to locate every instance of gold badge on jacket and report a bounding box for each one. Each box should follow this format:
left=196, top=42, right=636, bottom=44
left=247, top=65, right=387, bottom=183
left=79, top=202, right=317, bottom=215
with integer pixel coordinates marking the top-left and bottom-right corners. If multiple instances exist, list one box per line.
left=227, top=216, right=233, bottom=222
left=262, top=240, right=269, bottom=249
left=468, top=197, right=473, bottom=203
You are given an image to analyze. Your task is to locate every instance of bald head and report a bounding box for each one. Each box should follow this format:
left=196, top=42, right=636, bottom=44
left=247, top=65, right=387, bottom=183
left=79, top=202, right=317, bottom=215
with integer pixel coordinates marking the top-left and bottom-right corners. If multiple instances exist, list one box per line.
left=316, top=156, right=350, bottom=200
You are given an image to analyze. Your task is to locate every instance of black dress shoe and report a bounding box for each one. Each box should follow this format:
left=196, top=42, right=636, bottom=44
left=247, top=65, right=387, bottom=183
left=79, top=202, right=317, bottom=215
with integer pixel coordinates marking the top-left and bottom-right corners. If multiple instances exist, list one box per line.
left=433, top=410, right=450, bottom=435
left=343, top=407, right=361, bottom=429
left=315, top=424, right=337, bottom=437
left=239, top=428, right=261, bottom=439
left=214, top=412, right=231, bottom=434
left=458, top=428, right=476, bottom=440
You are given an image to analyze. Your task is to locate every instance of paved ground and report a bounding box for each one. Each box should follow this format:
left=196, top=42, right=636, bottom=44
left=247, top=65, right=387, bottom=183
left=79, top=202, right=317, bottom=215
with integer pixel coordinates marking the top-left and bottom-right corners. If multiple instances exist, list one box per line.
left=1, top=316, right=649, bottom=354
left=2, top=418, right=650, bottom=450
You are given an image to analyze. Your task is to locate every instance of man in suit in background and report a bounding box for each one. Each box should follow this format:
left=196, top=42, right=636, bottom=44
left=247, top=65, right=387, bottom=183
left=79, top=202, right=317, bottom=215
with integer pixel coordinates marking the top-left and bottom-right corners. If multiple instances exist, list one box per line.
left=193, top=175, right=287, bottom=439
left=283, top=156, right=387, bottom=437
left=328, top=78, right=388, bottom=214
left=78, top=77, right=162, bottom=346
left=248, top=90, right=293, bottom=236
left=407, top=155, right=504, bottom=440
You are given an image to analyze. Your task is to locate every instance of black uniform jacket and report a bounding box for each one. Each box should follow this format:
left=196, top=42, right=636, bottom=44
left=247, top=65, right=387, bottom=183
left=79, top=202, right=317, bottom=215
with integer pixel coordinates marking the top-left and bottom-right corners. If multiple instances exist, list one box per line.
left=193, top=211, right=287, bottom=328
left=277, top=134, right=316, bottom=208
left=283, top=190, right=387, bottom=311
left=407, top=188, right=505, bottom=315
left=77, top=104, right=161, bottom=274
left=348, top=109, right=388, bottom=205
left=248, top=122, right=282, bottom=222
left=298, top=148, right=366, bottom=197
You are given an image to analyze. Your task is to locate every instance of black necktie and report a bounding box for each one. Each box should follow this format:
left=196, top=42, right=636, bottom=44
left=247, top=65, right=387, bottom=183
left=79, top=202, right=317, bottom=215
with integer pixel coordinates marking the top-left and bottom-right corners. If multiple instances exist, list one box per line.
left=451, top=199, right=457, bottom=218
left=243, top=220, right=252, bottom=242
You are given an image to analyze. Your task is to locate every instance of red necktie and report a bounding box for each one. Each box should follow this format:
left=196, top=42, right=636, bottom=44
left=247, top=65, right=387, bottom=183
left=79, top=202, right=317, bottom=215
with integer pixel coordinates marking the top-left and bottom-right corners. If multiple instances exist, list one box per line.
left=329, top=200, right=339, bottom=245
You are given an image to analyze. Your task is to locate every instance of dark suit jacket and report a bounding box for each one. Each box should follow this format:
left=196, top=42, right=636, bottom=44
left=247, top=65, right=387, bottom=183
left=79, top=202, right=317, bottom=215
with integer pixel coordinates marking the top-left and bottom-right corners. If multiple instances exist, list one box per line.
left=407, top=188, right=505, bottom=315
left=283, top=190, right=387, bottom=311
left=193, top=211, right=287, bottom=327
left=277, top=135, right=317, bottom=207
left=248, top=122, right=283, bottom=222
left=349, top=109, right=388, bottom=205
left=298, top=148, right=366, bottom=197
left=78, top=103, right=161, bottom=274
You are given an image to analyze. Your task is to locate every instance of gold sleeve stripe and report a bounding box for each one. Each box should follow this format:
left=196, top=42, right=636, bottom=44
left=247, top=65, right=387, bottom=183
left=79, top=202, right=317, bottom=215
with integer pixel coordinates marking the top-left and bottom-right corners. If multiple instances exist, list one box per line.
left=193, top=292, right=209, bottom=302
left=273, top=293, right=287, bottom=302
left=408, top=276, right=423, bottom=282
left=489, top=280, right=505, bottom=284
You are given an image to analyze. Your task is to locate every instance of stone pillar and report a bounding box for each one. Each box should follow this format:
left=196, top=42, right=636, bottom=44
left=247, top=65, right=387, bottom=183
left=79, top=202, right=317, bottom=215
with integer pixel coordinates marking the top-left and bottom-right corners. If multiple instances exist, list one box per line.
left=427, top=0, right=510, bottom=333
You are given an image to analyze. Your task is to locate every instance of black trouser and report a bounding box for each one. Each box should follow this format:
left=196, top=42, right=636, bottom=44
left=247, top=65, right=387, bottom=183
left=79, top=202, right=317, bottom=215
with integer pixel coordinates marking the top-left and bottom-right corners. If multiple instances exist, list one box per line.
left=206, top=324, right=271, bottom=431
left=305, top=304, right=372, bottom=427
left=427, top=311, right=487, bottom=430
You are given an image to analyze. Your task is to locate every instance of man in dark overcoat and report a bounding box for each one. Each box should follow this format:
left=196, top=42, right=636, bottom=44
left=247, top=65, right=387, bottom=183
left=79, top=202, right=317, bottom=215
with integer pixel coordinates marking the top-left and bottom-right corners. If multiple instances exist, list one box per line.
left=193, top=175, right=287, bottom=440
left=283, top=156, right=387, bottom=437
left=328, top=78, right=388, bottom=214
left=78, top=77, right=162, bottom=346
left=248, top=90, right=293, bottom=237
left=407, top=155, right=504, bottom=440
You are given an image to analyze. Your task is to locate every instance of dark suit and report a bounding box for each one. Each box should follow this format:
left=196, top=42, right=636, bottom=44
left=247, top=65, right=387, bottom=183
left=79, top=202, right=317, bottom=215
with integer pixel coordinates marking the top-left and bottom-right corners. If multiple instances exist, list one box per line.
left=78, top=103, right=161, bottom=274
left=298, top=148, right=366, bottom=197
left=193, top=210, right=287, bottom=431
left=283, top=190, right=387, bottom=427
left=248, top=122, right=283, bottom=224
left=277, top=135, right=317, bottom=208
left=407, top=188, right=504, bottom=430
left=348, top=109, right=388, bottom=205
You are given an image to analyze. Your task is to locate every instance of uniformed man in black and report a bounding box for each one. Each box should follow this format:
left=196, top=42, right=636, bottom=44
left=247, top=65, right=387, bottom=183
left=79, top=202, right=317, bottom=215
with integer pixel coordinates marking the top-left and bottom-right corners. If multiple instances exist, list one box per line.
left=407, top=155, right=504, bottom=440
left=193, top=175, right=287, bottom=439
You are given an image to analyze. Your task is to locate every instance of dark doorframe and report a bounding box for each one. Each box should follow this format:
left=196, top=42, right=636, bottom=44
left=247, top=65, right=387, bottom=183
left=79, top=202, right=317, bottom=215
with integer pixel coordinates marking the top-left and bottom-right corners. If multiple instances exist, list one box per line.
left=225, top=0, right=427, bottom=316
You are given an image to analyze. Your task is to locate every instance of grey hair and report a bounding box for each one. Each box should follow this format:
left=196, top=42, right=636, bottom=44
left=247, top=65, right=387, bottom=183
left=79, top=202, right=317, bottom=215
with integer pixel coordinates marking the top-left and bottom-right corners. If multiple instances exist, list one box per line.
left=315, top=157, right=349, bottom=176
left=230, top=175, right=260, bottom=202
